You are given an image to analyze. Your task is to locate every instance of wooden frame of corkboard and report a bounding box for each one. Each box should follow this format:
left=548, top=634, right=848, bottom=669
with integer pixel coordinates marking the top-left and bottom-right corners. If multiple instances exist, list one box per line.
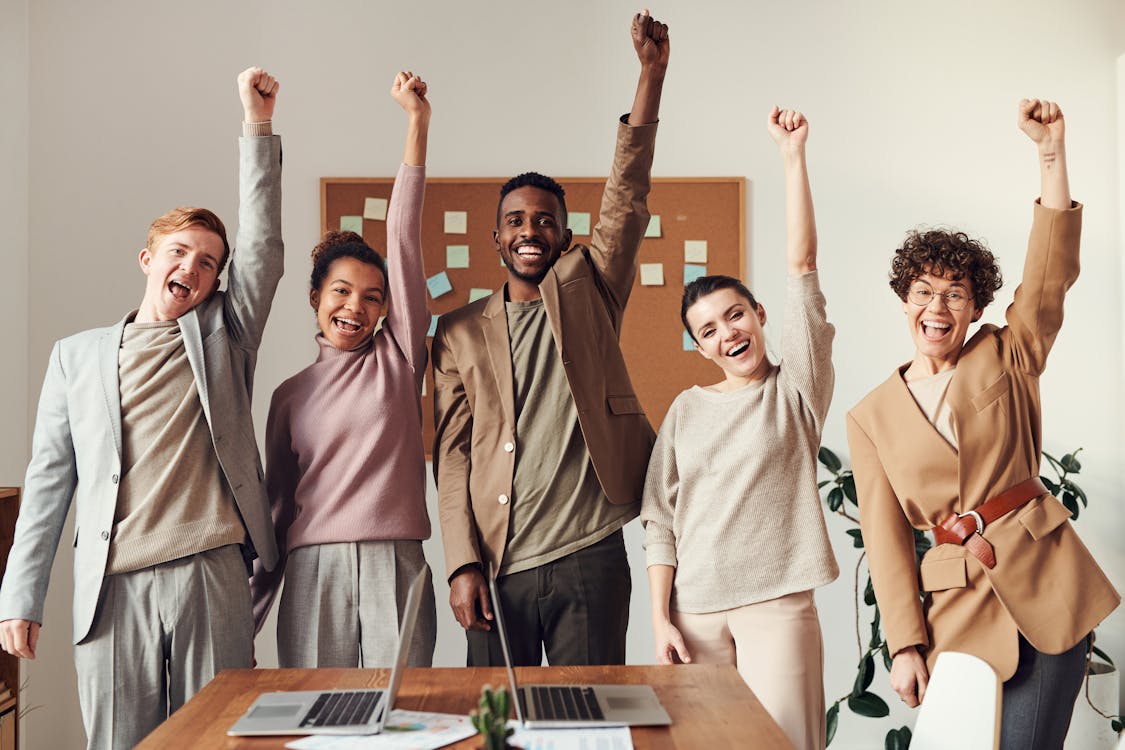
left=321, top=176, right=746, bottom=456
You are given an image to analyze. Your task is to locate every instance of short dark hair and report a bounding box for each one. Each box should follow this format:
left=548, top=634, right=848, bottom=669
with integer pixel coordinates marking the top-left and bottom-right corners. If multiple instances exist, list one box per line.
left=310, top=230, right=387, bottom=292
left=889, top=229, right=1003, bottom=309
left=681, top=275, right=758, bottom=342
left=497, top=172, right=568, bottom=225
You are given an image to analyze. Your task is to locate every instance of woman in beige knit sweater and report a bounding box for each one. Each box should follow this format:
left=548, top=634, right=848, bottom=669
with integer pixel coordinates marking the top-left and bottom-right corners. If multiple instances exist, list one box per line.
left=640, top=107, right=838, bottom=750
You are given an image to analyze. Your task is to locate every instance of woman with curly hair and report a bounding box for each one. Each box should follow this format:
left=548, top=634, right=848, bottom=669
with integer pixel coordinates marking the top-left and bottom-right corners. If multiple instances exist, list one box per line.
left=847, top=99, right=1118, bottom=749
left=248, top=72, right=437, bottom=667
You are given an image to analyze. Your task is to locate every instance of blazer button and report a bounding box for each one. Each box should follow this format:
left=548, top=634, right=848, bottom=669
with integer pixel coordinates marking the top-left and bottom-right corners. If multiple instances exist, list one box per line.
left=111, top=474, right=119, bottom=484
left=498, top=494, right=509, bottom=505
left=100, top=531, right=109, bottom=541
left=503, top=442, right=514, bottom=453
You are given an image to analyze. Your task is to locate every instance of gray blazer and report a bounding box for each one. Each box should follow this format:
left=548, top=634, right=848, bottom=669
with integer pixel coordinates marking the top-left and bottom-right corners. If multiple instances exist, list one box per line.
left=0, top=136, right=284, bottom=644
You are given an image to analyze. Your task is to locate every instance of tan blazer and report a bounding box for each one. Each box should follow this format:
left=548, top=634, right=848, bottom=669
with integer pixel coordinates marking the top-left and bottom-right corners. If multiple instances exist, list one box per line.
left=431, top=119, right=658, bottom=580
left=847, top=201, right=1119, bottom=680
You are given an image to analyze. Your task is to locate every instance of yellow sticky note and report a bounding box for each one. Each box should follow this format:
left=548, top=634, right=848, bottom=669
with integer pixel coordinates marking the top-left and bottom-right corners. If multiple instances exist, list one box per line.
left=444, top=211, right=468, bottom=234
left=645, top=215, right=662, bottom=238
left=363, top=198, right=388, bottom=221
left=684, top=240, right=708, bottom=263
left=639, top=263, right=664, bottom=286
left=446, top=245, right=470, bottom=269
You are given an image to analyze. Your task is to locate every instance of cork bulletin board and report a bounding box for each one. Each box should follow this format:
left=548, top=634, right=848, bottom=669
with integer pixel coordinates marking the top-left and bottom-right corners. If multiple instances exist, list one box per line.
left=321, top=176, right=746, bottom=454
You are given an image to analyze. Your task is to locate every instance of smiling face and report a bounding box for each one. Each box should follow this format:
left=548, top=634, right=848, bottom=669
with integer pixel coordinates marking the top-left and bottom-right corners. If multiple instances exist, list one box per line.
left=136, top=226, right=225, bottom=322
left=494, top=186, right=572, bottom=296
left=311, top=256, right=387, bottom=351
left=903, top=271, right=981, bottom=374
left=685, top=287, right=771, bottom=387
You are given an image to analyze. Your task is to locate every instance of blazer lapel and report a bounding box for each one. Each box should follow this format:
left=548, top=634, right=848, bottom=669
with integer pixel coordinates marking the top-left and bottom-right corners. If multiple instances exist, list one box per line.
left=480, top=291, right=517, bottom=430
left=176, top=309, right=212, bottom=423
left=890, top=365, right=959, bottom=458
left=98, top=315, right=130, bottom=461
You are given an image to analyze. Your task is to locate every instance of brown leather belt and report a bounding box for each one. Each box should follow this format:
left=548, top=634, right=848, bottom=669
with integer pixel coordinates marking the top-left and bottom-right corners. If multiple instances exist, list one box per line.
left=932, top=476, right=1048, bottom=569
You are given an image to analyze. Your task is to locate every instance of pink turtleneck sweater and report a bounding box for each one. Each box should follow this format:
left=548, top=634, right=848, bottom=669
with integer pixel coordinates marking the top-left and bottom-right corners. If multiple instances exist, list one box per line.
left=250, top=163, right=430, bottom=631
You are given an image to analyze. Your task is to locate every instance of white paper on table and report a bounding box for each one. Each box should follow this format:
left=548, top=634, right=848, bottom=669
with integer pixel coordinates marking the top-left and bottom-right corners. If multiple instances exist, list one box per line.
left=508, top=724, right=633, bottom=750
left=285, top=710, right=476, bottom=750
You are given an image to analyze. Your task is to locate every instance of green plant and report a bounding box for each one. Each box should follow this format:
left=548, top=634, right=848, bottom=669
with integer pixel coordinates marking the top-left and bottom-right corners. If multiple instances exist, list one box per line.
left=470, top=685, right=515, bottom=750
left=819, top=445, right=1121, bottom=746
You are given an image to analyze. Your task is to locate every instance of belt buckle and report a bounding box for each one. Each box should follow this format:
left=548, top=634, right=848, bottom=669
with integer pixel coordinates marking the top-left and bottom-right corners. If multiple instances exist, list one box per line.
left=958, top=509, right=984, bottom=535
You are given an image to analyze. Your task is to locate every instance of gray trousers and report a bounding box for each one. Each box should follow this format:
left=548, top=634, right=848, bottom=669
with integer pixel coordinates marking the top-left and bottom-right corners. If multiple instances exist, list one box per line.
left=467, top=529, right=630, bottom=667
left=277, top=539, right=436, bottom=668
left=74, top=544, right=253, bottom=750
left=999, top=633, right=1089, bottom=750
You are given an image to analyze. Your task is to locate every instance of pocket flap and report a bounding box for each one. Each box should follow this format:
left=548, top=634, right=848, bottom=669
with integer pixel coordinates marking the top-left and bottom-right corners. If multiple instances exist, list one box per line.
left=1018, top=495, right=1072, bottom=541
left=920, top=556, right=967, bottom=592
left=607, top=395, right=644, bottom=415
left=970, top=374, right=1010, bottom=412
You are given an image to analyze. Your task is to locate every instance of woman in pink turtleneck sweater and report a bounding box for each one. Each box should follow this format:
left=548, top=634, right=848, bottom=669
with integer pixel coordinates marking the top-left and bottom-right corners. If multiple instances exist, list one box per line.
left=249, top=72, right=435, bottom=667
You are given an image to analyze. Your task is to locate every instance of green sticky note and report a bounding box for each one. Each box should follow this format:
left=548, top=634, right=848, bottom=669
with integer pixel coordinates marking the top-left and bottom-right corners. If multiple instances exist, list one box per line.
left=683, top=330, right=696, bottom=351
left=340, top=215, right=363, bottom=234
left=645, top=215, right=662, bottom=238
left=446, top=245, right=470, bottom=269
left=568, top=212, right=591, bottom=235
left=469, top=288, right=492, bottom=303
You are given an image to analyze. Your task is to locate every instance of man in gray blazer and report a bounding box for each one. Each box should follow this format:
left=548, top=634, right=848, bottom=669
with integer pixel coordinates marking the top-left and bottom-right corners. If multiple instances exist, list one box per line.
left=0, top=67, right=283, bottom=749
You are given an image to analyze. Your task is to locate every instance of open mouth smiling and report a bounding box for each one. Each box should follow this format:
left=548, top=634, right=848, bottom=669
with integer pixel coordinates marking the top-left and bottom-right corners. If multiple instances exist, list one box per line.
left=513, top=242, right=546, bottom=260
left=726, top=341, right=749, bottom=357
left=921, top=319, right=951, bottom=341
left=332, top=316, right=363, bottom=334
left=168, top=280, right=193, bottom=299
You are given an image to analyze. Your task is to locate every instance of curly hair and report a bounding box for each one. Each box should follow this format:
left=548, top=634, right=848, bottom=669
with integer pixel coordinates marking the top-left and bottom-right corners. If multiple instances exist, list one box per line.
left=889, top=229, right=1003, bottom=309
left=310, top=230, right=386, bottom=292
left=497, top=171, right=568, bottom=225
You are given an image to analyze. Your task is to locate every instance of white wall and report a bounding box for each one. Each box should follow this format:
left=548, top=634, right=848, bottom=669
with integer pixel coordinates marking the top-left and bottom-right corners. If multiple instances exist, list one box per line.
left=13, top=1, right=1124, bottom=748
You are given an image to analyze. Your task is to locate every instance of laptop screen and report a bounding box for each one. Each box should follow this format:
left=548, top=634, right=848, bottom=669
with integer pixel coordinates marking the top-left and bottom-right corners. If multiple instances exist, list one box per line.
left=486, top=569, right=525, bottom=725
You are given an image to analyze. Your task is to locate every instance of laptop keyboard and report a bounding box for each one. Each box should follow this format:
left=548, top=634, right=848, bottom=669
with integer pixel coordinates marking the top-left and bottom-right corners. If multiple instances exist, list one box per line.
left=300, top=691, right=382, bottom=728
left=524, top=686, right=605, bottom=721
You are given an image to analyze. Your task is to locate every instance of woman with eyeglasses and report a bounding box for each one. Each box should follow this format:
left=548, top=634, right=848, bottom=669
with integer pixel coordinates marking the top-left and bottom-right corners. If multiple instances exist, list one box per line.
left=847, top=99, right=1118, bottom=749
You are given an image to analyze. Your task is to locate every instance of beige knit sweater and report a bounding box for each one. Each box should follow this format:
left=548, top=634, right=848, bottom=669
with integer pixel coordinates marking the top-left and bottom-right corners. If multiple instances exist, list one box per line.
left=641, top=272, right=840, bottom=613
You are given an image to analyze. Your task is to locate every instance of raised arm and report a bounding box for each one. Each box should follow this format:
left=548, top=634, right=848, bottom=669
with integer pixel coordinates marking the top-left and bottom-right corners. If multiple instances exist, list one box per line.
left=767, top=107, right=817, bottom=275
left=1018, top=98, right=1069, bottom=210
left=224, top=67, right=284, bottom=349
left=628, top=10, right=669, bottom=126
left=384, top=71, right=431, bottom=375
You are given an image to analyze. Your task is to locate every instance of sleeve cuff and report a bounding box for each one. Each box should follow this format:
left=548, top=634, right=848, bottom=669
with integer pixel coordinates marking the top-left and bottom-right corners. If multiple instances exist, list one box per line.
left=243, top=120, right=274, bottom=137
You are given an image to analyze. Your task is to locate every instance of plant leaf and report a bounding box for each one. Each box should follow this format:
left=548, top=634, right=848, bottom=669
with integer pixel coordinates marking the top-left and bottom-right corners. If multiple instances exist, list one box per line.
left=819, top=446, right=842, bottom=473
left=864, top=576, right=876, bottom=606
left=847, top=691, right=890, bottom=718
left=847, top=528, right=864, bottom=548
left=825, top=702, right=839, bottom=746
left=843, top=474, right=858, bottom=505
left=853, top=653, right=875, bottom=696
left=818, top=479, right=831, bottom=489
left=1040, top=476, right=1060, bottom=496
left=1092, top=645, right=1115, bottom=666
left=870, top=608, right=883, bottom=649
left=1060, top=452, right=1081, bottom=473
left=1112, top=718, right=1123, bottom=733
left=1062, top=494, right=1079, bottom=520
left=881, top=644, right=893, bottom=672
left=828, top=487, right=844, bottom=512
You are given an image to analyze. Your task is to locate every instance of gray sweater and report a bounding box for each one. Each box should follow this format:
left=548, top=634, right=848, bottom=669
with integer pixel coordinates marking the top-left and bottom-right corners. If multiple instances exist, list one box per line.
left=641, top=272, right=839, bottom=613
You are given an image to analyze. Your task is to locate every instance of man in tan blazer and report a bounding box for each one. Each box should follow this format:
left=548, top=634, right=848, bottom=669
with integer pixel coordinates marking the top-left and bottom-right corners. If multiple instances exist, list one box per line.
left=431, top=11, right=668, bottom=666
left=847, top=99, right=1118, bottom=750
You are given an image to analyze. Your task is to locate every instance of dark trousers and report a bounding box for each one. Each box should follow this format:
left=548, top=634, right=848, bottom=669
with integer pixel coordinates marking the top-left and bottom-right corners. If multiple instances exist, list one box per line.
left=467, top=529, right=631, bottom=667
left=999, top=633, right=1088, bottom=750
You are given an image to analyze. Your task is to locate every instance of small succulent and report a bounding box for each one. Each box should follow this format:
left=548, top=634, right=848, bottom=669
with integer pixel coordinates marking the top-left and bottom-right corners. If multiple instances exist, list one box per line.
left=470, top=685, right=515, bottom=750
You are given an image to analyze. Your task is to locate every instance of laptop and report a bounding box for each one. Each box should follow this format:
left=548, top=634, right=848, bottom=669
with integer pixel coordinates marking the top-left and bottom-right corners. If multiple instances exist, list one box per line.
left=227, top=564, right=428, bottom=736
left=488, top=571, right=672, bottom=729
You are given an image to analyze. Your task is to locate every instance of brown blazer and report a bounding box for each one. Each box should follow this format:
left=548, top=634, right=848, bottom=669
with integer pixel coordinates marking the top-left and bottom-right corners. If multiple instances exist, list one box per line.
left=847, top=201, right=1119, bottom=680
left=431, top=119, right=658, bottom=580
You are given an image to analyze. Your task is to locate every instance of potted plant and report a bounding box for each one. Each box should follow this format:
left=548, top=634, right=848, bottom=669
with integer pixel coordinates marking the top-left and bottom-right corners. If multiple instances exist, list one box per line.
left=470, top=685, right=518, bottom=750
left=817, top=446, right=1120, bottom=749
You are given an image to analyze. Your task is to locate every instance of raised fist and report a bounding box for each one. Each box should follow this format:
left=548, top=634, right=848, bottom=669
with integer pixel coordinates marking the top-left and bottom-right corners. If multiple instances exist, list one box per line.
left=1018, top=98, right=1064, bottom=145
left=391, top=70, right=431, bottom=119
left=238, top=67, right=279, bottom=124
left=767, top=106, right=808, bottom=152
left=632, top=9, right=670, bottom=69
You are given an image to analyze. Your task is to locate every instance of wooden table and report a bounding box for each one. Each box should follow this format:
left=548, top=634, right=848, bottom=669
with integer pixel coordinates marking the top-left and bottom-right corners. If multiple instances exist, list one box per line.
left=137, top=664, right=795, bottom=749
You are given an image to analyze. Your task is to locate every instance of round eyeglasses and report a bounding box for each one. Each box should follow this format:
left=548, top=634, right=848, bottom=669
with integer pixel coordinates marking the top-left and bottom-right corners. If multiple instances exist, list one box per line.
left=907, top=286, right=970, bottom=311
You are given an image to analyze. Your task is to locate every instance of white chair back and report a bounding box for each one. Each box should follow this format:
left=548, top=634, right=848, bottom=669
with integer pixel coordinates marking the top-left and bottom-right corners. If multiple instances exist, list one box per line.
left=912, top=651, right=1000, bottom=750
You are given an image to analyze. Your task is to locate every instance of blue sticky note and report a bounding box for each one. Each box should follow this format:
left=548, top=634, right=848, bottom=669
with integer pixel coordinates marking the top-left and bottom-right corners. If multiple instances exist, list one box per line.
left=426, top=271, right=453, bottom=299
left=683, top=330, right=696, bottom=351
left=427, top=314, right=439, bottom=338
left=684, top=264, right=708, bottom=285
left=340, top=215, right=363, bottom=234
